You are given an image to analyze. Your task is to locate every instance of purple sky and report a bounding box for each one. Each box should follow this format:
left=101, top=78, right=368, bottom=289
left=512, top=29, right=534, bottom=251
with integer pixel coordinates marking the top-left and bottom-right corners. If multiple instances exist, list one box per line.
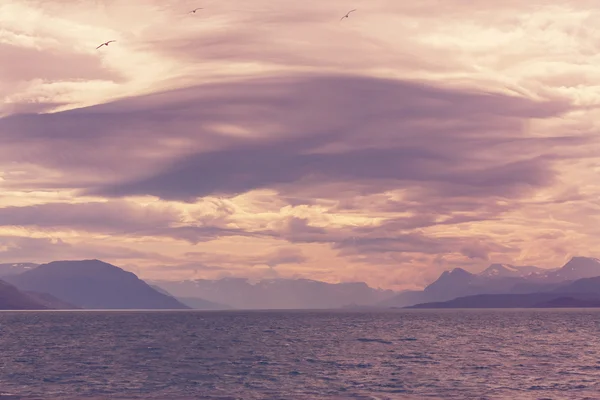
left=1, top=0, right=599, bottom=289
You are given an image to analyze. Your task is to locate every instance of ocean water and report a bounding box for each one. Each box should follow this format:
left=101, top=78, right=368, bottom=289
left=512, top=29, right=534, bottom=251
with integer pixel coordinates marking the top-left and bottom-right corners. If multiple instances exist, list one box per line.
left=0, top=310, right=599, bottom=399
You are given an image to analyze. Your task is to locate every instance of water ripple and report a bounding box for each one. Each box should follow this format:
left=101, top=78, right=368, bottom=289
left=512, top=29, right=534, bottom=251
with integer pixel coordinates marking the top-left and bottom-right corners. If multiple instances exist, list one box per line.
left=0, top=309, right=598, bottom=399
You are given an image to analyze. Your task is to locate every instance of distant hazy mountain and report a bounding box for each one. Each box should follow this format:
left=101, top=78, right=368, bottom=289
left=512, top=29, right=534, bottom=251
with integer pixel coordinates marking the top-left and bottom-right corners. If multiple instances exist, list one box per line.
left=382, top=256, right=600, bottom=308
left=6, top=260, right=190, bottom=310
left=0, top=263, right=39, bottom=277
left=149, top=284, right=173, bottom=297
left=148, top=284, right=228, bottom=310
left=0, top=280, right=49, bottom=310
left=177, top=297, right=232, bottom=310
left=553, top=275, right=600, bottom=294
left=150, top=278, right=396, bottom=310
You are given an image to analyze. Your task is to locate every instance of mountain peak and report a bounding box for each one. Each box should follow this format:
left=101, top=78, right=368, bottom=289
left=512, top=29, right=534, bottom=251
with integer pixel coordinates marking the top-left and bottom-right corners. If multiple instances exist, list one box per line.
left=39, top=260, right=132, bottom=278
left=445, top=268, right=472, bottom=277
left=46, top=259, right=113, bottom=267
left=433, top=267, right=473, bottom=280
left=479, top=263, right=518, bottom=277
left=566, top=256, right=600, bottom=265
left=6, top=259, right=188, bottom=310
left=562, top=256, right=600, bottom=270
left=544, top=256, right=600, bottom=281
left=488, top=263, right=514, bottom=269
left=424, top=267, right=475, bottom=293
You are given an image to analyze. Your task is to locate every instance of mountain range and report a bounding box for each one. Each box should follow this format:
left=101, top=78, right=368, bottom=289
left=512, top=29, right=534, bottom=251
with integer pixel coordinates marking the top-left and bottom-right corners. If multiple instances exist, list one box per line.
left=149, top=278, right=397, bottom=310
left=408, top=275, right=600, bottom=309
left=381, top=257, right=600, bottom=308
left=0, top=256, right=598, bottom=310
left=395, top=257, right=600, bottom=309
left=0, top=259, right=398, bottom=310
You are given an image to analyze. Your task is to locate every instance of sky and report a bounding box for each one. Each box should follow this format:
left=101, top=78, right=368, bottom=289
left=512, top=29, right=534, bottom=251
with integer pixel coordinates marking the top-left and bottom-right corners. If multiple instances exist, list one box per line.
left=1, top=0, right=599, bottom=290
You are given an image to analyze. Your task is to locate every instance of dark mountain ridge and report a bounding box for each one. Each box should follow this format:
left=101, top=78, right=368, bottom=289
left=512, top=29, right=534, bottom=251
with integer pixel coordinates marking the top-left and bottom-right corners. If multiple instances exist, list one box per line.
left=407, top=272, right=600, bottom=309
left=0, top=280, right=49, bottom=310
left=405, top=292, right=600, bottom=309
left=6, top=260, right=190, bottom=310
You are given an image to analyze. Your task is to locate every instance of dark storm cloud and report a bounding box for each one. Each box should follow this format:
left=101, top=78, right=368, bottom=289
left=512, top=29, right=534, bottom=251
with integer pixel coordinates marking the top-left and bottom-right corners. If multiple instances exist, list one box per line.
left=0, top=73, right=580, bottom=209
left=76, top=75, right=574, bottom=201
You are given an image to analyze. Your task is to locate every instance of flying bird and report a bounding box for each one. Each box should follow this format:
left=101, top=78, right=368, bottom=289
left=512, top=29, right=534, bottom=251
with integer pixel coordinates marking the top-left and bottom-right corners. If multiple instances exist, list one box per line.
left=96, top=40, right=116, bottom=49
left=189, top=7, right=203, bottom=13
left=340, top=9, right=356, bottom=21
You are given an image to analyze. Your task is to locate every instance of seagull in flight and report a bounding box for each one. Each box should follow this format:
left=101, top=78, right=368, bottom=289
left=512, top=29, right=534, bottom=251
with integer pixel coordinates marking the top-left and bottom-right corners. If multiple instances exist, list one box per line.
left=189, top=7, right=203, bottom=13
left=96, top=40, right=116, bottom=49
left=340, top=9, right=356, bottom=21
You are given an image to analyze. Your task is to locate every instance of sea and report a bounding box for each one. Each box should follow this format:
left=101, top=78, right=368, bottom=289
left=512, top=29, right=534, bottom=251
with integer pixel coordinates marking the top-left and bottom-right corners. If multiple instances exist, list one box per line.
left=0, top=309, right=598, bottom=399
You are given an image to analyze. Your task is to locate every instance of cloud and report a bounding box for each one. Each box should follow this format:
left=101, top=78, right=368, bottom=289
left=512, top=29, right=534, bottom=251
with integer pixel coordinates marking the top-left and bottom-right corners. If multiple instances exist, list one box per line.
left=262, top=247, right=307, bottom=267
left=1, top=101, right=68, bottom=116
left=34, top=74, right=569, bottom=203
left=0, top=200, right=262, bottom=244
left=0, top=235, right=173, bottom=264
left=140, top=10, right=455, bottom=75
left=136, top=246, right=308, bottom=281
left=2, top=0, right=600, bottom=289
left=0, top=43, right=122, bottom=83
left=0, top=201, right=178, bottom=233
left=0, top=72, right=586, bottom=289
left=182, top=246, right=307, bottom=268
left=142, top=261, right=226, bottom=279
left=144, top=225, right=266, bottom=245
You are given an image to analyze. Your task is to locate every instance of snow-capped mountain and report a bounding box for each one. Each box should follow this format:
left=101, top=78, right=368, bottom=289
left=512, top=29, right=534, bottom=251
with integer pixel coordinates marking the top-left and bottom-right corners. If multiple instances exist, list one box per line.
left=383, top=256, right=600, bottom=308
left=543, top=256, right=600, bottom=282
left=477, top=263, right=547, bottom=278
left=0, top=263, right=39, bottom=277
